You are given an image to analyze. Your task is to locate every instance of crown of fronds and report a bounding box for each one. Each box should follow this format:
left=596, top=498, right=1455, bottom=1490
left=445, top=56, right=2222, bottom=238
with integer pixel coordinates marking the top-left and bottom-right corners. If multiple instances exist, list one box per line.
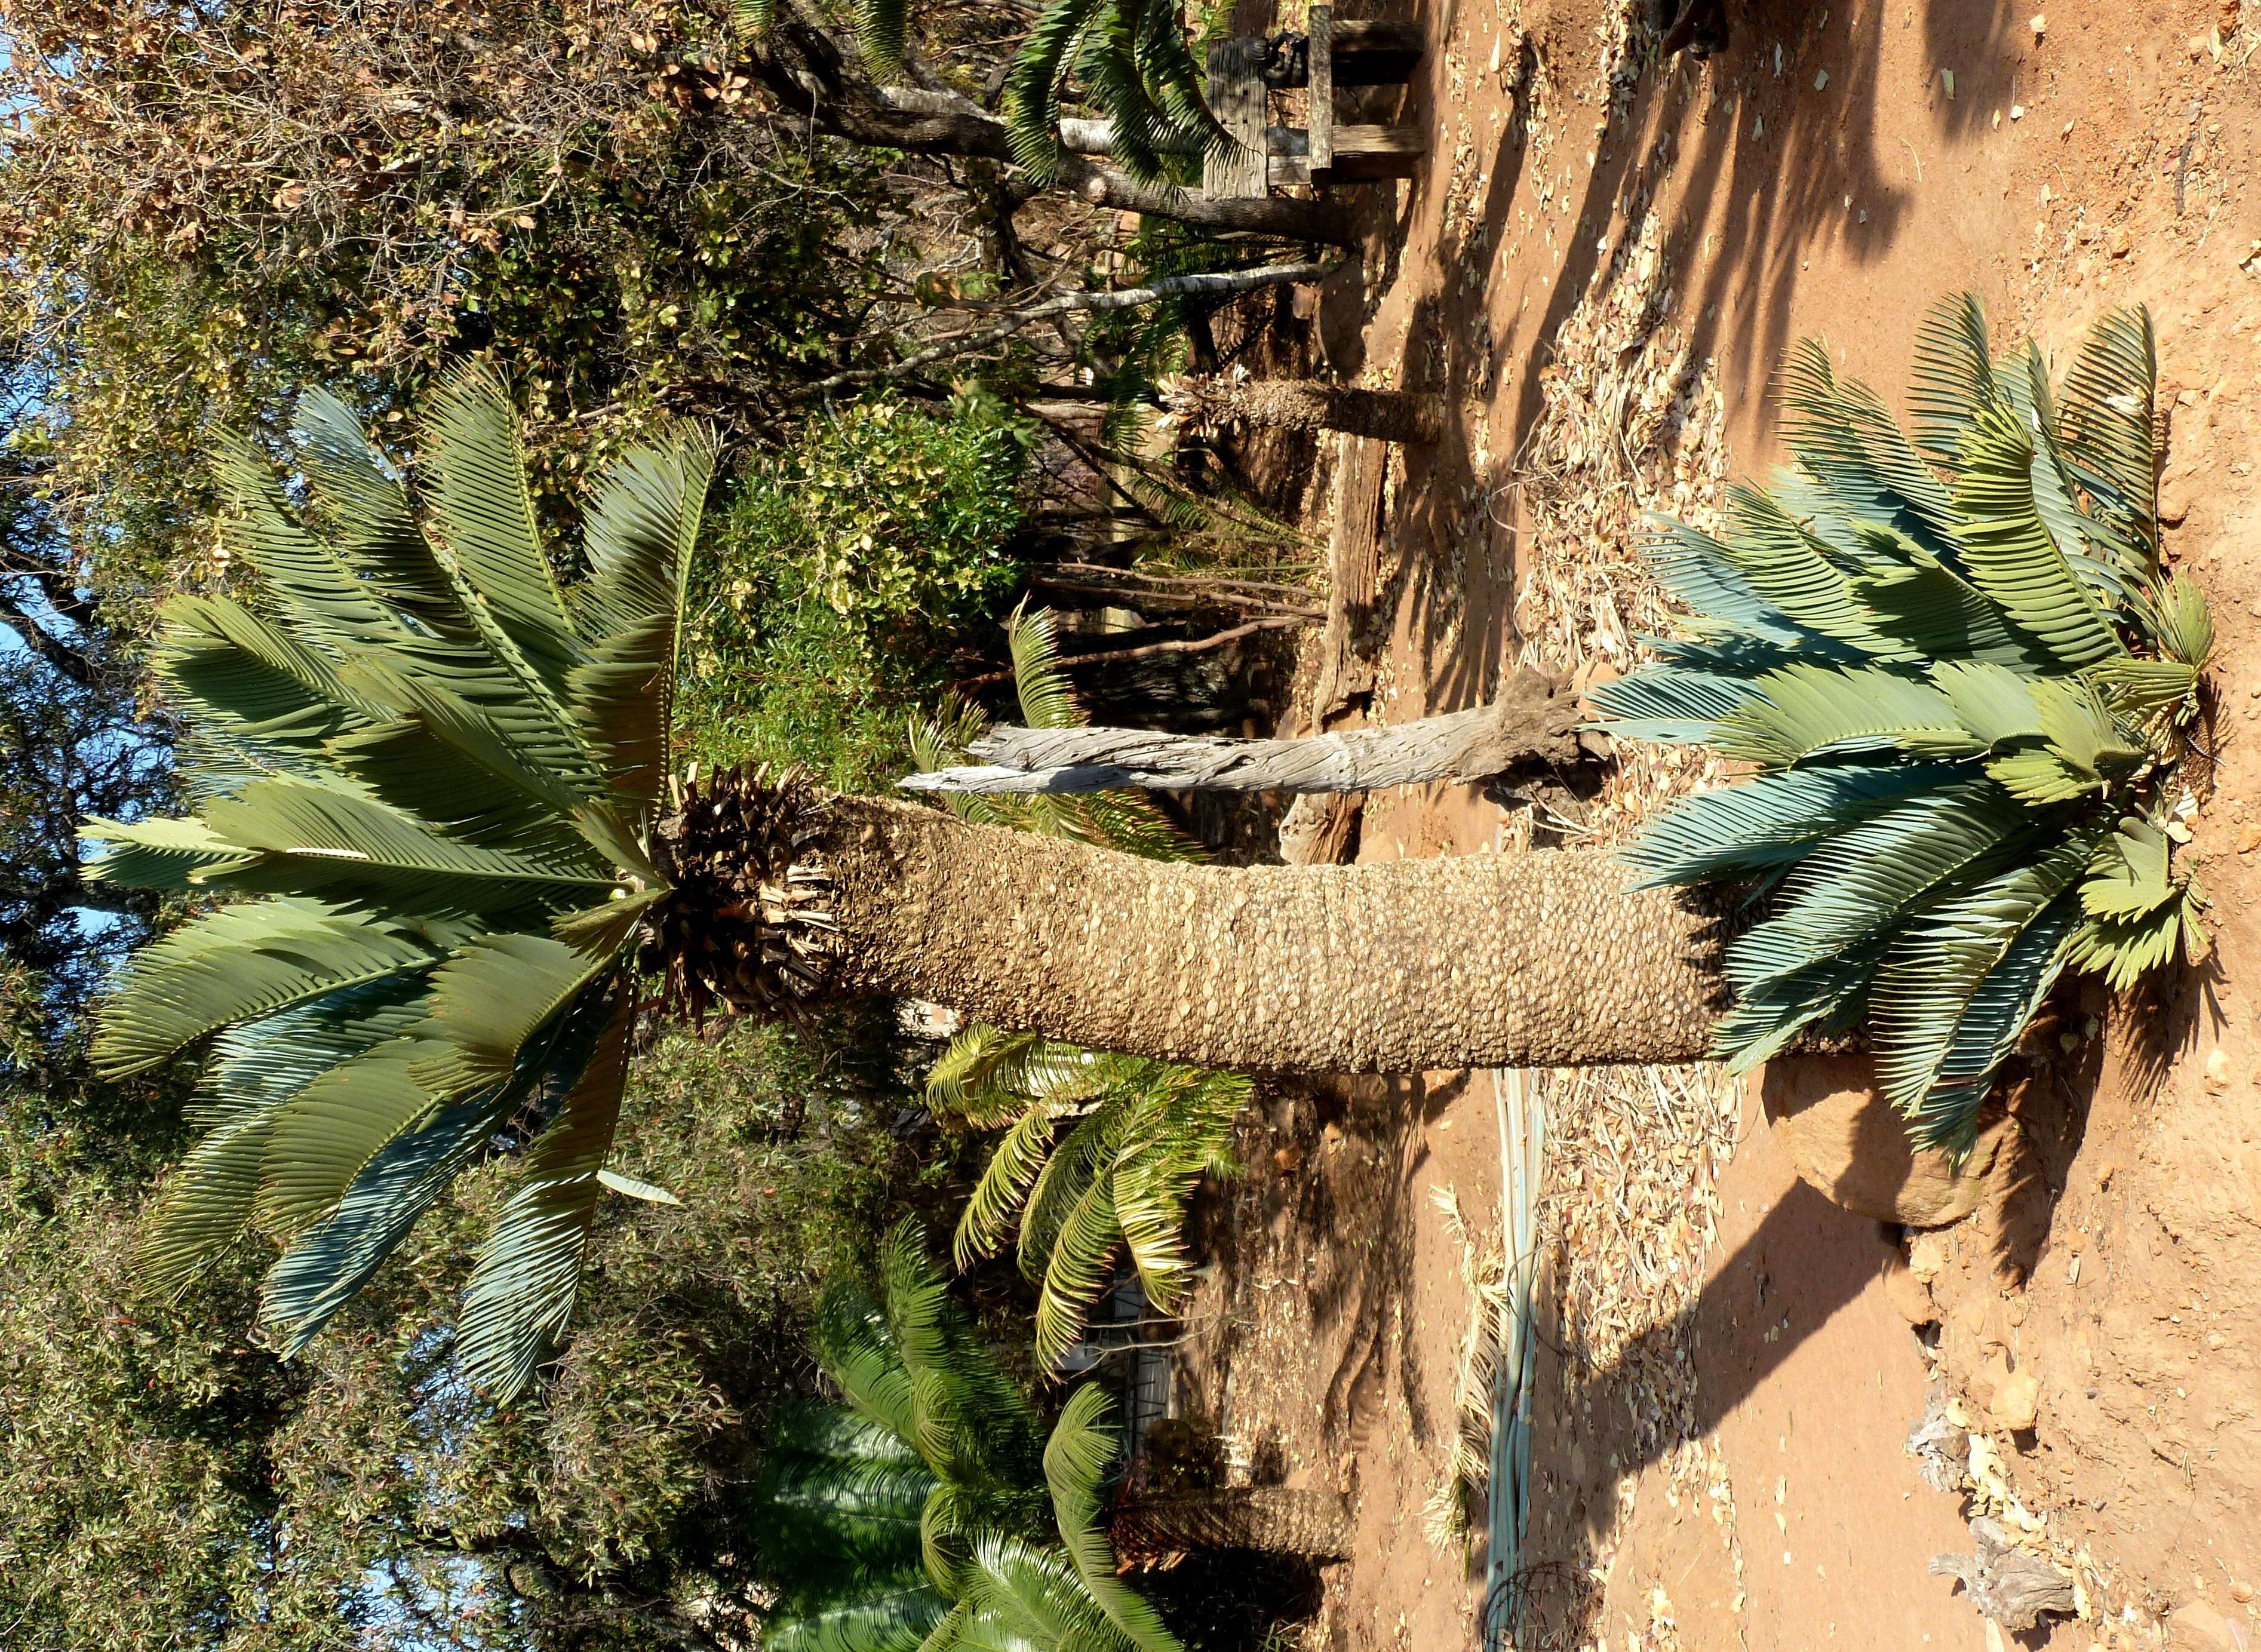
left=754, top=1223, right=1183, bottom=1652
left=1595, top=296, right=2212, bottom=1150
left=80, top=367, right=715, bottom=1401
left=913, top=610, right=1242, bottom=1370
left=1003, top=0, right=1228, bottom=186
left=730, top=0, right=1224, bottom=186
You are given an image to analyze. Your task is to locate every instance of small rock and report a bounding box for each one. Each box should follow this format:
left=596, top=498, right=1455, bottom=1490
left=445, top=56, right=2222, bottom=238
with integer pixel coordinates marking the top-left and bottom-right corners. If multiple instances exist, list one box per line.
left=2189, top=34, right=2210, bottom=58
left=2108, top=224, right=2133, bottom=258
left=2208, top=1047, right=2234, bottom=1091
left=1763, top=1057, right=2004, bottom=1226
left=1992, top=1370, right=2041, bottom=1432
left=2231, top=1580, right=2254, bottom=1604
left=2159, top=478, right=2194, bottom=526
left=1910, top=1233, right=1950, bottom=1281
left=1883, top=1247, right=1939, bottom=1325
left=2168, top=1601, right=2250, bottom=1652
left=2237, top=823, right=2261, bottom=854
left=2030, top=11, right=2047, bottom=35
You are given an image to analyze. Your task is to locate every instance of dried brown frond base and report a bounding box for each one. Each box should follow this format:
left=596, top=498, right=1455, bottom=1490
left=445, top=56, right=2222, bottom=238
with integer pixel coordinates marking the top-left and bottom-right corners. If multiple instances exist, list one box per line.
left=650, top=763, right=843, bottom=1025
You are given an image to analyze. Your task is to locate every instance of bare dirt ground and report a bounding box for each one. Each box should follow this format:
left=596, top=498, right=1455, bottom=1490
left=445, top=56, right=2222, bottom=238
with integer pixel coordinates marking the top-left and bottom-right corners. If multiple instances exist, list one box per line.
left=1173, top=2, right=2261, bottom=1648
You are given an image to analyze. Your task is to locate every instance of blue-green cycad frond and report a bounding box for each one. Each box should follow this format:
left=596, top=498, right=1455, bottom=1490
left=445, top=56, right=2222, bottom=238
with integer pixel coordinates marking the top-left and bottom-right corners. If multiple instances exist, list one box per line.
left=1598, top=296, right=2210, bottom=1153
left=82, top=366, right=716, bottom=1401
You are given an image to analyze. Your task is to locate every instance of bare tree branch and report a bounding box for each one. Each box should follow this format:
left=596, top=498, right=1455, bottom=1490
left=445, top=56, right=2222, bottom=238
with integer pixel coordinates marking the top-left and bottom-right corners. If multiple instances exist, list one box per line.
left=904, top=668, right=1593, bottom=793
left=950, top=615, right=1307, bottom=690
left=797, top=262, right=1333, bottom=397
left=0, top=588, right=96, bottom=686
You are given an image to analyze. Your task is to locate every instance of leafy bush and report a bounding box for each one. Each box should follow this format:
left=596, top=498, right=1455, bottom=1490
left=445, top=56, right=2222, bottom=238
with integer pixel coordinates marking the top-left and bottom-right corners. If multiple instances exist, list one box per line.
left=1599, top=297, right=2211, bottom=1150
left=680, top=397, right=1031, bottom=789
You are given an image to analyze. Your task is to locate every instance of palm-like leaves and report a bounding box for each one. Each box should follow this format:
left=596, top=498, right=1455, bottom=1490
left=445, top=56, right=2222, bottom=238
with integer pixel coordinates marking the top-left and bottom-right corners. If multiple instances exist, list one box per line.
left=84, top=369, right=715, bottom=1399
left=930, top=1028, right=1243, bottom=1370
left=753, top=1225, right=1182, bottom=1652
left=732, top=0, right=1225, bottom=187
left=914, top=610, right=1241, bottom=1369
left=1003, top=0, right=1225, bottom=186
left=1597, top=297, right=2210, bottom=1150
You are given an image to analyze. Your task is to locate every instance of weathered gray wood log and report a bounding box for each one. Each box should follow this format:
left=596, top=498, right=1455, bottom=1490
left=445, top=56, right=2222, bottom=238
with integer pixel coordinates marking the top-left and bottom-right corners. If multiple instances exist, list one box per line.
left=903, top=668, right=1590, bottom=796
left=1929, top=1518, right=2078, bottom=1632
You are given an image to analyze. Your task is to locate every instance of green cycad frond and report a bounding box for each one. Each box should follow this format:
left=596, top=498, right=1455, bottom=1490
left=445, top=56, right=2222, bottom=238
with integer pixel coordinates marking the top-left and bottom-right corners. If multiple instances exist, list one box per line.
left=1045, top=1387, right=1183, bottom=1652
left=85, top=367, right=715, bottom=1400
left=1003, top=0, right=1225, bottom=188
left=1599, top=296, right=2210, bottom=1151
left=757, top=1231, right=1173, bottom=1652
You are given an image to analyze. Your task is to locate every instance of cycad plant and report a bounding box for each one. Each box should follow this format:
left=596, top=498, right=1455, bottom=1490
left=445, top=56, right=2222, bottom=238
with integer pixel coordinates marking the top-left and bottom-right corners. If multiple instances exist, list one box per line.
left=928, top=1028, right=1245, bottom=1370
left=1000, top=0, right=1224, bottom=186
left=80, top=369, right=714, bottom=1399
left=752, top=1221, right=1184, bottom=1652
left=914, top=609, right=1246, bottom=1371
left=1595, top=296, right=2212, bottom=1149
left=731, top=0, right=1225, bottom=186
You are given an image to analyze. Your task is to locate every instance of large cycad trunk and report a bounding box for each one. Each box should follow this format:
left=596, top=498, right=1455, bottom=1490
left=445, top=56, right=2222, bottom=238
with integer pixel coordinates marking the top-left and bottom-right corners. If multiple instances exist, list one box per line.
left=656, top=774, right=1727, bottom=1074
left=1112, top=1487, right=1353, bottom=1564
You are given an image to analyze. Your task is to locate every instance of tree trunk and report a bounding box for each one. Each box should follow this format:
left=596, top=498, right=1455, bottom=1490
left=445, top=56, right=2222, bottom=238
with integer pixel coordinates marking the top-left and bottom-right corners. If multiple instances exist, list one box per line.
left=1234, top=379, right=1443, bottom=443
left=1169, top=374, right=1443, bottom=443
left=904, top=668, right=1585, bottom=795
left=1056, top=158, right=1354, bottom=246
left=655, top=775, right=1729, bottom=1074
left=1111, top=1487, right=1352, bottom=1564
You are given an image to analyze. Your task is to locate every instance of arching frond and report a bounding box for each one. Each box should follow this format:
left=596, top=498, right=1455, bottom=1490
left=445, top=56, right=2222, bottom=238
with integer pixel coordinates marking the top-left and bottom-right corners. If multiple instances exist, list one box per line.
left=1607, top=296, right=2211, bottom=1148
left=1045, top=1387, right=1183, bottom=1652
left=86, top=378, right=714, bottom=1402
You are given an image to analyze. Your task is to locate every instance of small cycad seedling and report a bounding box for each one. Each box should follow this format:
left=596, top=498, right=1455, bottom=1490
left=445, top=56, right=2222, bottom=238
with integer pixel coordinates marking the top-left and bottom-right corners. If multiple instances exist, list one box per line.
left=1595, top=296, right=2212, bottom=1150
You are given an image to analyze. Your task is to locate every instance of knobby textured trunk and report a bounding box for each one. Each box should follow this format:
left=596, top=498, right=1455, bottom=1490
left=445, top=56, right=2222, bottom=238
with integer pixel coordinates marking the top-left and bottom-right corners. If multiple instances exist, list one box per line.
left=902, top=667, right=1589, bottom=795
left=1234, top=379, right=1443, bottom=443
left=656, top=773, right=1729, bottom=1075
left=1111, top=1488, right=1352, bottom=1564
left=1168, top=373, right=1443, bottom=443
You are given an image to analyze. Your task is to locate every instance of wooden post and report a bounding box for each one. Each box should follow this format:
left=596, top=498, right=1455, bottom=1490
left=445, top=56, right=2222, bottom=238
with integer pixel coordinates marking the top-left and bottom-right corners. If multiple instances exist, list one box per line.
left=1203, top=37, right=1268, bottom=199
left=1307, top=5, right=1334, bottom=188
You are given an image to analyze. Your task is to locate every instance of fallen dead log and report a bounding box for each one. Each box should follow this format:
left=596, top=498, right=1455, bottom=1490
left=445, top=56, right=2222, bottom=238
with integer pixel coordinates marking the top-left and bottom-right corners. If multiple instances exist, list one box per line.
left=903, top=668, right=1595, bottom=795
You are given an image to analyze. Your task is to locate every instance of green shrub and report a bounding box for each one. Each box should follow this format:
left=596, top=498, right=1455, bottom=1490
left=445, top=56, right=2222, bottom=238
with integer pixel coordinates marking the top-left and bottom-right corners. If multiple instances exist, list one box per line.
left=680, top=396, right=1030, bottom=789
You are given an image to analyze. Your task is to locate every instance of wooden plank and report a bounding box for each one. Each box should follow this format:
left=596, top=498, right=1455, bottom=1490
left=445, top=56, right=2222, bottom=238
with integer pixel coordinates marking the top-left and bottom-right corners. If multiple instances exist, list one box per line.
left=1267, top=124, right=1426, bottom=186
left=1202, top=37, right=1268, bottom=200
left=1310, top=434, right=1387, bottom=725
left=1307, top=4, right=1334, bottom=186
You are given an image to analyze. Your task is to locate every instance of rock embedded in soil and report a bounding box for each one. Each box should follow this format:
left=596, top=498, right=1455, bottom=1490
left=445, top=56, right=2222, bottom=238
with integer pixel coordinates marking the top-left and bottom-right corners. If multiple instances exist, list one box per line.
left=2168, top=1600, right=2251, bottom=1651
left=1883, top=1245, right=1940, bottom=1326
left=1762, top=1055, right=2002, bottom=1225
left=1992, top=1369, right=2042, bottom=1433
